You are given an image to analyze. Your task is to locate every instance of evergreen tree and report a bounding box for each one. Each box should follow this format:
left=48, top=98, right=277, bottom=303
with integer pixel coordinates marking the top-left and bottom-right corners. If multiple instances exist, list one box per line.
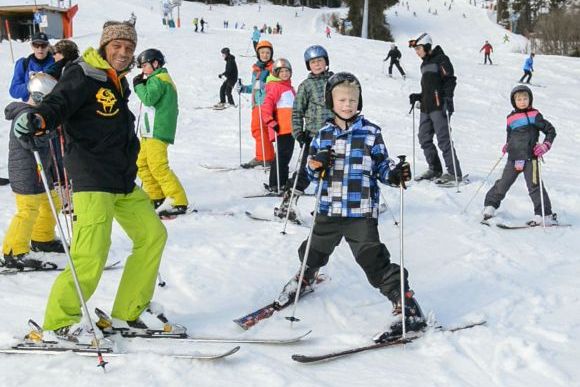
left=344, top=0, right=397, bottom=41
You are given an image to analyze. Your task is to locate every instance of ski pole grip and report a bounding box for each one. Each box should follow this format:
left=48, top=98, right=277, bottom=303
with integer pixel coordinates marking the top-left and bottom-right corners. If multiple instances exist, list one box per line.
left=398, top=155, right=408, bottom=189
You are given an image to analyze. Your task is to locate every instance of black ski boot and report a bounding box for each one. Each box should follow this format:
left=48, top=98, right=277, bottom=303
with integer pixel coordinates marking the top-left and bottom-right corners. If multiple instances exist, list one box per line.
left=1, top=253, right=57, bottom=270
left=373, top=290, right=427, bottom=343
left=157, top=205, right=188, bottom=218
left=274, top=186, right=302, bottom=222
left=31, top=239, right=65, bottom=253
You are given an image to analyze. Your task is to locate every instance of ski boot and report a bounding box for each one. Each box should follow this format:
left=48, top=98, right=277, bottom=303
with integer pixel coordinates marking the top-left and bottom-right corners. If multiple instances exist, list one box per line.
left=274, top=186, right=302, bottom=222
left=25, top=319, right=113, bottom=350
left=527, top=213, right=558, bottom=227
left=434, top=173, right=462, bottom=184
left=241, top=158, right=271, bottom=169
left=263, top=183, right=281, bottom=196
left=31, top=239, right=65, bottom=254
left=213, top=102, right=227, bottom=110
left=276, top=268, right=319, bottom=307
left=373, top=290, right=427, bottom=343
left=1, top=253, right=57, bottom=270
left=414, top=169, right=442, bottom=182
left=157, top=205, right=188, bottom=218
left=152, top=198, right=166, bottom=210
left=95, top=303, right=187, bottom=338
left=482, top=206, right=496, bottom=221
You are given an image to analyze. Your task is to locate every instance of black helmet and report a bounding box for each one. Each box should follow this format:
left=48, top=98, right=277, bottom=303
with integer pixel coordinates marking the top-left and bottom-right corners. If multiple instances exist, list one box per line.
left=221, top=47, right=230, bottom=55
left=510, top=85, right=533, bottom=109
left=324, top=72, right=363, bottom=111
left=137, top=48, right=165, bottom=68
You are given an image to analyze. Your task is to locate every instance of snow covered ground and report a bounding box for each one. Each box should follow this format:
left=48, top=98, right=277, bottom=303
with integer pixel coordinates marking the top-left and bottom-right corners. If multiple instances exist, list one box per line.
left=1, top=0, right=580, bottom=385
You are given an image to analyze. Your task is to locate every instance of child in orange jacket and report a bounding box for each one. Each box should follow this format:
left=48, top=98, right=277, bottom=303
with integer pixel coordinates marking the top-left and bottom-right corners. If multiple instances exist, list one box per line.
left=261, top=58, right=296, bottom=192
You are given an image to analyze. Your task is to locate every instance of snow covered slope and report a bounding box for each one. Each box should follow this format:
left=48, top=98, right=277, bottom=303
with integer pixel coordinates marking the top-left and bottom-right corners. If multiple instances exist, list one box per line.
left=1, top=0, right=579, bottom=385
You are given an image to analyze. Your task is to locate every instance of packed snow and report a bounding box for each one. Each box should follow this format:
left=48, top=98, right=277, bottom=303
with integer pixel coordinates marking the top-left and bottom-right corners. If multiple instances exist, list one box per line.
left=1, top=0, right=579, bottom=386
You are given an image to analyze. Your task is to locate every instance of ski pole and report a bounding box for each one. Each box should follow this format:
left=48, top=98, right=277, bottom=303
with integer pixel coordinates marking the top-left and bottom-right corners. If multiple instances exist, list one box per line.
left=461, top=154, right=504, bottom=214
left=281, top=144, right=306, bottom=235
left=238, top=79, right=242, bottom=166
left=538, top=156, right=546, bottom=229
left=257, top=103, right=267, bottom=169
left=47, top=139, right=71, bottom=244
left=445, top=112, right=461, bottom=193
left=32, top=147, right=107, bottom=370
left=397, top=155, right=408, bottom=339
left=411, top=102, right=416, bottom=179
left=286, top=168, right=326, bottom=326
left=58, top=127, right=74, bottom=232
left=274, top=132, right=281, bottom=193
left=380, top=191, right=399, bottom=226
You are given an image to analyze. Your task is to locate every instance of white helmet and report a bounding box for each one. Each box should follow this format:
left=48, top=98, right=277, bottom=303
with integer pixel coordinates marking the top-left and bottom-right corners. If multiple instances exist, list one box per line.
left=272, top=58, right=292, bottom=77
left=27, top=73, right=57, bottom=103
left=408, top=33, right=433, bottom=49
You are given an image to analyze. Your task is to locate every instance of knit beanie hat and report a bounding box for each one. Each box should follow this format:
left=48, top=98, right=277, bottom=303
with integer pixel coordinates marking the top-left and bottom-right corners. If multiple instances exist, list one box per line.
left=99, top=21, right=137, bottom=48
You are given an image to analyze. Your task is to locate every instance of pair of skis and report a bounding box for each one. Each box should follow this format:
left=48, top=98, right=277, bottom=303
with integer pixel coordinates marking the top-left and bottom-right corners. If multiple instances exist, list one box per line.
left=1, top=260, right=122, bottom=275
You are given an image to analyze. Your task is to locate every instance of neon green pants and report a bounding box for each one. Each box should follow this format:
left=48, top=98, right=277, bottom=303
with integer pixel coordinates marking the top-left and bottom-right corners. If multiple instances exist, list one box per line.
left=43, top=187, right=167, bottom=331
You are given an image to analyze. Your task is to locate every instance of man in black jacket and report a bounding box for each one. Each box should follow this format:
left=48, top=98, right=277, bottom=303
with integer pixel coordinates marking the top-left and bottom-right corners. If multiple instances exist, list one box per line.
left=215, top=47, right=238, bottom=109
left=408, top=33, right=463, bottom=184
left=13, top=21, right=170, bottom=346
left=383, top=44, right=405, bottom=79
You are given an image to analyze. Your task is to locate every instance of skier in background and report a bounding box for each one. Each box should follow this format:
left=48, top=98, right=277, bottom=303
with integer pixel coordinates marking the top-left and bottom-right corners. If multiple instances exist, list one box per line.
left=251, top=26, right=261, bottom=51
left=215, top=47, right=238, bottom=109
left=519, top=53, right=535, bottom=84
left=480, top=40, right=493, bottom=64
left=383, top=44, right=406, bottom=79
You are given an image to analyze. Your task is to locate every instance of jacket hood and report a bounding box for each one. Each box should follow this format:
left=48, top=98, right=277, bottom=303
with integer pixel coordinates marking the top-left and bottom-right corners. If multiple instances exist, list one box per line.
left=427, top=45, right=444, bottom=59
left=4, top=101, right=33, bottom=121
left=266, top=74, right=292, bottom=86
left=510, top=84, right=534, bottom=110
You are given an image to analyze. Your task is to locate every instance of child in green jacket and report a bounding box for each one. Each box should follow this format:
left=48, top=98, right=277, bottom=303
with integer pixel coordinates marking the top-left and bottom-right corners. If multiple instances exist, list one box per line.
left=134, top=48, right=188, bottom=217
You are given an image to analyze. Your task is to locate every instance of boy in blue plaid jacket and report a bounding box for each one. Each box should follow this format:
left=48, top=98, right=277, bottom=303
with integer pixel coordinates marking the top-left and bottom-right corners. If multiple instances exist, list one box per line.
left=277, top=73, right=425, bottom=334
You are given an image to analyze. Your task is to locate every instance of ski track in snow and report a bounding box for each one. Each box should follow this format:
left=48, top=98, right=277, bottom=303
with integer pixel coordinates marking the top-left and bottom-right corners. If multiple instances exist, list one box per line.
left=1, top=0, right=579, bottom=386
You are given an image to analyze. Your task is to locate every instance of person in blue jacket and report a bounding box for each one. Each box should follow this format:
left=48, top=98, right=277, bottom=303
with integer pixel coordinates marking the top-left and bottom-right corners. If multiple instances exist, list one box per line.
left=251, top=26, right=261, bottom=51
left=519, top=53, right=535, bottom=84
left=9, top=32, right=54, bottom=101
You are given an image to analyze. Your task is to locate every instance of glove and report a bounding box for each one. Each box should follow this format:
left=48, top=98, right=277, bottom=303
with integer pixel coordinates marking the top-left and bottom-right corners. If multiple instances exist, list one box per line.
left=409, top=93, right=421, bottom=105
left=271, top=123, right=280, bottom=133
left=388, top=159, right=412, bottom=188
left=295, top=131, right=311, bottom=147
left=218, top=73, right=223, bottom=79
left=533, top=142, right=551, bottom=157
left=312, top=147, right=335, bottom=171
left=235, top=82, right=243, bottom=94
left=14, top=112, right=44, bottom=138
left=443, top=97, right=454, bottom=116
left=501, top=143, right=508, bottom=155
left=133, top=73, right=146, bottom=88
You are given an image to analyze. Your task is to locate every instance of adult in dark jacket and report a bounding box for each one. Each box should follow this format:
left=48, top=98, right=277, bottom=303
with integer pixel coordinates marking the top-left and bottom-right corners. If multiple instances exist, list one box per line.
left=216, top=47, right=238, bottom=108
left=408, top=33, right=463, bottom=183
left=45, top=39, right=80, bottom=80
left=13, top=21, right=169, bottom=345
left=383, top=44, right=405, bottom=78
left=9, top=32, right=54, bottom=101
left=2, top=73, right=63, bottom=270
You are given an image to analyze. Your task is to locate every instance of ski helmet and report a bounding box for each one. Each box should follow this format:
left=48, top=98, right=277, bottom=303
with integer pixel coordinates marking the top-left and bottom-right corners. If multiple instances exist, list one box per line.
left=272, top=58, right=292, bottom=77
left=408, top=32, right=432, bottom=51
left=27, top=73, right=57, bottom=104
left=136, top=48, right=165, bottom=68
left=221, top=47, right=230, bottom=55
left=324, top=72, right=363, bottom=111
left=255, top=40, right=273, bottom=60
left=510, top=85, right=533, bottom=109
left=303, top=45, right=329, bottom=70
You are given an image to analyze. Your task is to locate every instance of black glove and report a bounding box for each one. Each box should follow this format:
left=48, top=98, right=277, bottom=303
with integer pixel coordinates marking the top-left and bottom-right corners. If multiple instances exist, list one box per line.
left=271, top=123, right=280, bottom=133
left=295, top=131, right=311, bottom=147
left=388, top=160, right=412, bottom=188
left=312, top=147, right=335, bottom=171
left=409, top=93, right=421, bottom=105
left=443, top=97, right=454, bottom=116
left=133, top=73, right=146, bottom=88
left=218, top=73, right=223, bottom=79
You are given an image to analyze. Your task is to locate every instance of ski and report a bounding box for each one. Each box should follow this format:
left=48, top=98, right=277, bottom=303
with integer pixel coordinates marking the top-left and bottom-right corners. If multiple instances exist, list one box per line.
left=244, top=211, right=306, bottom=227
left=0, top=342, right=240, bottom=360
left=496, top=222, right=571, bottom=230
left=199, top=163, right=271, bottom=172
left=291, top=321, right=486, bottom=363
left=244, top=192, right=314, bottom=199
left=0, top=260, right=122, bottom=275
left=115, top=329, right=312, bottom=344
left=234, top=275, right=328, bottom=330
left=159, top=207, right=234, bottom=220
left=0, top=177, right=9, bottom=186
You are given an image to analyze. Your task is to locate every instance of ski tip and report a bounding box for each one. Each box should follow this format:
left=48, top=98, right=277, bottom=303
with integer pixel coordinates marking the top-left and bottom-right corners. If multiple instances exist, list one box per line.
left=291, top=354, right=309, bottom=363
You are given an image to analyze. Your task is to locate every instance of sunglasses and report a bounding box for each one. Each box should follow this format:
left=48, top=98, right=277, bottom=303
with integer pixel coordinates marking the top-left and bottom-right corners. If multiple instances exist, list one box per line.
left=32, top=43, right=49, bottom=49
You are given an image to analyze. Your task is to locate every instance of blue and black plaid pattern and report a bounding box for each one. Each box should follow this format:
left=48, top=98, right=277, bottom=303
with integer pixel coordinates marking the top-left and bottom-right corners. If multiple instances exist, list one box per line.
left=307, top=116, right=392, bottom=218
